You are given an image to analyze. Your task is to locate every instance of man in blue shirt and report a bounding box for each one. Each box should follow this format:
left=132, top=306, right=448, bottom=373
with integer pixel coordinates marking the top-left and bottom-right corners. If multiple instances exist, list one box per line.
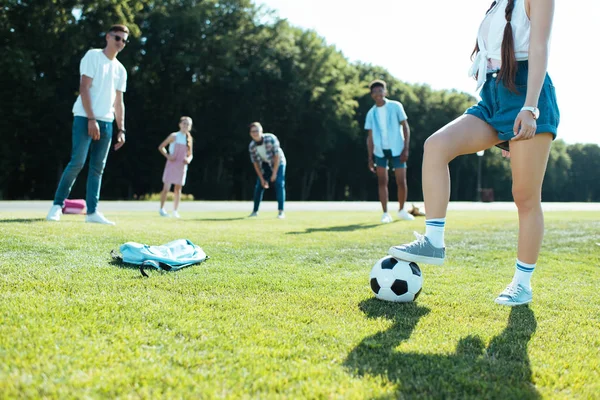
left=365, top=80, right=414, bottom=223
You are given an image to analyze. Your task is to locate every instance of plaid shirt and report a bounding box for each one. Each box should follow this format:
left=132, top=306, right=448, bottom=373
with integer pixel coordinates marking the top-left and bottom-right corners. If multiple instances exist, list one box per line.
left=248, top=133, right=286, bottom=168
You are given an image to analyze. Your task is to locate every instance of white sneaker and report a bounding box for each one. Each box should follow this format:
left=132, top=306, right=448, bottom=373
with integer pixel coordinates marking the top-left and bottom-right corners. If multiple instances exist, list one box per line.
left=46, top=205, right=62, bottom=221
left=159, top=208, right=169, bottom=217
left=397, top=208, right=415, bottom=221
left=381, top=212, right=393, bottom=224
left=278, top=211, right=285, bottom=219
left=248, top=212, right=258, bottom=217
left=85, top=211, right=115, bottom=225
left=172, top=210, right=181, bottom=218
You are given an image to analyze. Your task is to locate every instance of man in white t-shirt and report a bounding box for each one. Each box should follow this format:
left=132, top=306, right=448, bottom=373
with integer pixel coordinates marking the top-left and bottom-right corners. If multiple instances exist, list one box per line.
left=365, top=80, right=415, bottom=223
left=46, top=25, right=129, bottom=225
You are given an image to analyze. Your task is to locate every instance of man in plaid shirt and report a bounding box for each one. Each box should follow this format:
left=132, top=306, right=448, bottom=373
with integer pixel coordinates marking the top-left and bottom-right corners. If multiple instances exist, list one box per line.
left=248, top=122, right=287, bottom=219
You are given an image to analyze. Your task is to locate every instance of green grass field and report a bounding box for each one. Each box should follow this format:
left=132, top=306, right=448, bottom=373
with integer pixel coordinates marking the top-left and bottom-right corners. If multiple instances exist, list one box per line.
left=1, top=209, right=599, bottom=399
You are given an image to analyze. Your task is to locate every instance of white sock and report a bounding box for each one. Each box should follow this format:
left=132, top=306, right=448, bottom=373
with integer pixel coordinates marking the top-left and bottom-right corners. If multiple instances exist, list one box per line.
left=425, top=218, right=445, bottom=248
left=512, top=259, right=535, bottom=290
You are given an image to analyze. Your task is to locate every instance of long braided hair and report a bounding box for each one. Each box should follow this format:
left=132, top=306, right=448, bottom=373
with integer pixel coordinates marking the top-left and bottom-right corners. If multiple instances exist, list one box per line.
left=180, top=116, right=193, bottom=157
left=471, top=0, right=518, bottom=92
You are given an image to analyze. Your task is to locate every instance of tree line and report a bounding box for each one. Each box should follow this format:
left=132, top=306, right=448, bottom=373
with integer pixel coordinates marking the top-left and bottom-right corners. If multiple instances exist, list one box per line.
left=2, top=0, right=598, bottom=202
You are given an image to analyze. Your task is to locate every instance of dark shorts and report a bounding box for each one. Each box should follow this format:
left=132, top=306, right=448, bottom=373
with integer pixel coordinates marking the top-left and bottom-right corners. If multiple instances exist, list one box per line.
left=374, top=149, right=406, bottom=169
left=465, top=60, right=560, bottom=151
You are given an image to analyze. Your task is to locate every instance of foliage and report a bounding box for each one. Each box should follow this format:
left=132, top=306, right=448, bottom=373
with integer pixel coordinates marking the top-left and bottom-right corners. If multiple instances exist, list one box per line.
left=1, top=1, right=597, bottom=201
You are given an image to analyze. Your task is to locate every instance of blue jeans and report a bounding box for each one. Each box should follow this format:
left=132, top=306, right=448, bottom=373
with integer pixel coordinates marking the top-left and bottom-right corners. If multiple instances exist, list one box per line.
left=253, top=163, right=286, bottom=212
left=53, top=116, right=113, bottom=214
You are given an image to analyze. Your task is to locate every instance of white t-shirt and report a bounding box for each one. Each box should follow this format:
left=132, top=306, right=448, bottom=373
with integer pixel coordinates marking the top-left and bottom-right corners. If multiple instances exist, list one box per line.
left=72, top=49, right=127, bottom=122
left=255, top=143, right=268, bottom=161
left=376, top=105, right=390, bottom=149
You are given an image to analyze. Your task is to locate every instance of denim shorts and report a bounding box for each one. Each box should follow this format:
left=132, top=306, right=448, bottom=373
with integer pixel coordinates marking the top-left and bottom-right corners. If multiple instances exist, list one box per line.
left=465, top=60, right=560, bottom=151
left=374, top=149, right=406, bottom=169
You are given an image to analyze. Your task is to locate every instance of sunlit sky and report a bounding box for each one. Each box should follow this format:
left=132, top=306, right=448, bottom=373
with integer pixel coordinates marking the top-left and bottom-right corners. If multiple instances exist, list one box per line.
left=257, top=0, right=599, bottom=145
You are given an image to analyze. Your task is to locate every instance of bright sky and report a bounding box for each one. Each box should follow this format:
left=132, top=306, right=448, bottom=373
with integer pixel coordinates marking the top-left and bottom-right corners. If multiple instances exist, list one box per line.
left=257, top=0, right=599, bottom=145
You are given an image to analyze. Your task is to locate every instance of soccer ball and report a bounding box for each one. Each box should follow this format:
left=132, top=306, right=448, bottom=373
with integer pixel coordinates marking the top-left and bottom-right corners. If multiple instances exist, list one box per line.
left=370, top=256, right=423, bottom=302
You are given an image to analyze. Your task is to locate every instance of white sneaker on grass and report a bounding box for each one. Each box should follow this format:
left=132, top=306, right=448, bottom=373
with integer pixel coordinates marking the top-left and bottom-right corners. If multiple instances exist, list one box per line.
left=172, top=210, right=181, bottom=218
left=85, top=211, right=115, bottom=225
left=397, top=208, right=415, bottom=221
left=495, top=282, right=533, bottom=306
left=278, top=211, right=285, bottom=219
left=248, top=212, right=258, bottom=218
left=381, top=212, right=393, bottom=224
left=46, top=205, right=62, bottom=221
left=159, top=208, right=169, bottom=217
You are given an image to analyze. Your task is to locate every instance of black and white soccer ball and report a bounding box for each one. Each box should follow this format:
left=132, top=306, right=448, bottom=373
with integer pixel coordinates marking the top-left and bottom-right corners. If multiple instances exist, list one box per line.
left=370, top=256, right=423, bottom=302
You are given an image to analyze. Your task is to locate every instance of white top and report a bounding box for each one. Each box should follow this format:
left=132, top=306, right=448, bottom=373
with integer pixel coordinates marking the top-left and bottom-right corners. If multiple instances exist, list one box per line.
left=469, top=0, right=531, bottom=90
left=255, top=143, right=268, bottom=160
left=72, top=49, right=127, bottom=122
left=168, top=131, right=188, bottom=154
left=376, top=105, right=390, bottom=149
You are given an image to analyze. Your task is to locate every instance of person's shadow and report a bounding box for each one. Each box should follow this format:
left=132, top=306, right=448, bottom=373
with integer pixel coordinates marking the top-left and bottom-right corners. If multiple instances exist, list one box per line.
left=286, top=223, right=380, bottom=235
left=344, top=299, right=539, bottom=399
left=0, top=218, right=45, bottom=223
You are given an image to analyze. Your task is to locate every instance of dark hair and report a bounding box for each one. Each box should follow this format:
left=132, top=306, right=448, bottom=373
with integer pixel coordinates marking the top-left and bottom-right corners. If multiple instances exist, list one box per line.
left=108, top=24, right=129, bottom=35
left=248, top=122, right=263, bottom=131
left=369, top=80, right=387, bottom=92
left=471, top=0, right=518, bottom=93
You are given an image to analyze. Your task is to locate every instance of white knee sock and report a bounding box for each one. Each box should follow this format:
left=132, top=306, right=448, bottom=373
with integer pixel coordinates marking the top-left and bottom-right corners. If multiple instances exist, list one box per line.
left=425, top=218, right=445, bottom=248
left=512, top=259, right=536, bottom=290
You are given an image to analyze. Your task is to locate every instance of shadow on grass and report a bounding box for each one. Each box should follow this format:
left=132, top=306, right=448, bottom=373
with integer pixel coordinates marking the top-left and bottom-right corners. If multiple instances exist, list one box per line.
left=344, top=299, right=539, bottom=399
left=108, top=257, right=139, bottom=270
left=287, top=223, right=379, bottom=235
left=187, top=217, right=247, bottom=222
left=0, top=218, right=45, bottom=223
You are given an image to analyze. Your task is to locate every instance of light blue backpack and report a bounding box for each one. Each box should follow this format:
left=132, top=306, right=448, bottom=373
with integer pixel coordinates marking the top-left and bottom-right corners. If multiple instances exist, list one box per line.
left=112, top=239, right=209, bottom=277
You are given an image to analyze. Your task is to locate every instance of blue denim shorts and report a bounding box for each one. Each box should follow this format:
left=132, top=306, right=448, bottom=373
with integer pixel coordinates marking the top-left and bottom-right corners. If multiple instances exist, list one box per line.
left=465, top=61, right=560, bottom=151
left=374, top=149, right=406, bottom=169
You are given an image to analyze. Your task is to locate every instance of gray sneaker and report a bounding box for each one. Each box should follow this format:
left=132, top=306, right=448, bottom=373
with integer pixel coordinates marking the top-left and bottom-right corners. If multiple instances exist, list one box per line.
left=388, top=232, right=445, bottom=265
left=495, top=283, right=533, bottom=306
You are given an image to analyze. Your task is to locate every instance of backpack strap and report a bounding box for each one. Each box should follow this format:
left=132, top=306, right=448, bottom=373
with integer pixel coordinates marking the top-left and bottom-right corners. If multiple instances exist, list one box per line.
left=139, top=256, right=210, bottom=277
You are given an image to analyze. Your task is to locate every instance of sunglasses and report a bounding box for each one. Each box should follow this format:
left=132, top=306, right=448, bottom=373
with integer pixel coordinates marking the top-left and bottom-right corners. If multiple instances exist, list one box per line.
left=111, top=34, right=130, bottom=44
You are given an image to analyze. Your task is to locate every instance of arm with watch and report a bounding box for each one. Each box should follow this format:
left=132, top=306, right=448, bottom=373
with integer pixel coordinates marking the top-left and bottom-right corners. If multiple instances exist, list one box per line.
left=512, top=3, right=549, bottom=142
left=114, top=90, right=126, bottom=150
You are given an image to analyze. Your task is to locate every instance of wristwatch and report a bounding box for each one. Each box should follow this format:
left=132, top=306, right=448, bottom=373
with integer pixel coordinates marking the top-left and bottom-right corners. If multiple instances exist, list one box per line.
left=521, top=106, right=539, bottom=120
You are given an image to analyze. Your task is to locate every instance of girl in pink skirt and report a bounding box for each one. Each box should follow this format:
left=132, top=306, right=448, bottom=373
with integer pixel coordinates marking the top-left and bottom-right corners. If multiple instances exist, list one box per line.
left=157, top=116, right=194, bottom=218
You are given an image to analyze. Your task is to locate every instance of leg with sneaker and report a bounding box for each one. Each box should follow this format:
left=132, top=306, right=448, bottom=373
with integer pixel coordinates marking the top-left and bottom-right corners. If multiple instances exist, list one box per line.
left=394, top=167, right=414, bottom=221
left=47, top=117, right=93, bottom=222
left=495, top=134, right=552, bottom=306
left=275, top=164, right=286, bottom=219
left=375, top=163, right=392, bottom=224
left=250, top=165, right=270, bottom=217
left=389, top=115, right=501, bottom=265
left=84, top=120, right=114, bottom=225
left=159, top=182, right=170, bottom=217
left=172, top=184, right=182, bottom=218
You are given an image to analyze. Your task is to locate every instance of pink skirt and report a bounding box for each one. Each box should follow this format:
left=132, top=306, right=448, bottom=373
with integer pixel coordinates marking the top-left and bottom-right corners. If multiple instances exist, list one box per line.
left=162, top=143, right=188, bottom=186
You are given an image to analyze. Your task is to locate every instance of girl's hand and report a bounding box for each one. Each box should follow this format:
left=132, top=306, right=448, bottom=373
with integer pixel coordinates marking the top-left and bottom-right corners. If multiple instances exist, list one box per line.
left=168, top=155, right=176, bottom=162
left=511, top=110, right=537, bottom=141
left=261, top=179, right=269, bottom=189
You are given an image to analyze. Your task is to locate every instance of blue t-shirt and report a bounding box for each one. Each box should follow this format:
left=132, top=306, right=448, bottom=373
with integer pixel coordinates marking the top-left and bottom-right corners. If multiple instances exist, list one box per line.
left=364, top=98, right=408, bottom=157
